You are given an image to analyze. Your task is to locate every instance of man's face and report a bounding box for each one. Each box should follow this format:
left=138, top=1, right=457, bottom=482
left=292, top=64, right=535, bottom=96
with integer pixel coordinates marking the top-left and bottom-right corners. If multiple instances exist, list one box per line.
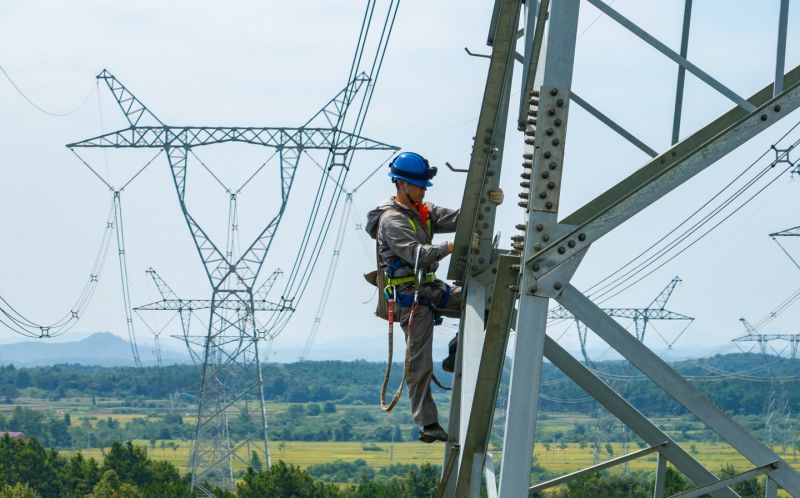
left=401, top=181, right=427, bottom=203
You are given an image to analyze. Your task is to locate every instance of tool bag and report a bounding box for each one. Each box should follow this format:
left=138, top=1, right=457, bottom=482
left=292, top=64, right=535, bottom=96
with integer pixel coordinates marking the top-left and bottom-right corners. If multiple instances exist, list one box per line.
left=363, top=262, right=389, bottom=321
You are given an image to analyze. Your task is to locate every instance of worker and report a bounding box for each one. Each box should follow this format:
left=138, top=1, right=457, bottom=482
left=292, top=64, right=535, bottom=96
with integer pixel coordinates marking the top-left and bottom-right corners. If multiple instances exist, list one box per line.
left=365, top=151, right=503, bottom=443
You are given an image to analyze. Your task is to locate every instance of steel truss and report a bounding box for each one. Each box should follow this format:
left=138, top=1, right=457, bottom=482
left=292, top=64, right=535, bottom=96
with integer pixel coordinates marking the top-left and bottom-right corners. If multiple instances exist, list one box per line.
left=68, top=70, right=396, bottom=495
left=440, top=0, right=800, bottom=497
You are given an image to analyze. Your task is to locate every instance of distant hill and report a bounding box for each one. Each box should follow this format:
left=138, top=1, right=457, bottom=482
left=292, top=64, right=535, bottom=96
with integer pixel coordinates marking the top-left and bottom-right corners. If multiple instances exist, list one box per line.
left=0, top=332, right=190, bottom=367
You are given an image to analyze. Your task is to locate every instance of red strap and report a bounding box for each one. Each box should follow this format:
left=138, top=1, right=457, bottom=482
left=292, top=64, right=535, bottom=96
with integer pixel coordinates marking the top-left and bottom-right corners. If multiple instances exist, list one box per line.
left=418, top=203, right=429, bottom=225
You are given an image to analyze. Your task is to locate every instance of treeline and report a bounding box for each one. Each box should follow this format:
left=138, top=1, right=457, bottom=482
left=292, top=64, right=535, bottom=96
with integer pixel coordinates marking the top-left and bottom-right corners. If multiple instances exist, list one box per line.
left=0, top=434, right=773, bottom=498
left=0, top=353, right=798, bottom=417
left=0, top=435, right=442, bottom=498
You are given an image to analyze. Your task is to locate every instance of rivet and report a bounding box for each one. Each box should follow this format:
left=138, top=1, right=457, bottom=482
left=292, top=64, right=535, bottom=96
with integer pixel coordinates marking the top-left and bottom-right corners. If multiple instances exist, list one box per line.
left=544, top=151, right=552, bottom=158
left=568, top=240, right=576, bottom=248
left=541, top=171, right=549, bottom=179
left=760, top=114, right=768, bottom=121
left=551, top=138, right=560, bottom=146
left=558, top=246, right=566, bottom=254
left=578, top=233, right=586, bottom=241
left=535, top=224, right=543, bottom=231
left=547, top=181, right=555, bottom=189
left=554, top=118, right=562, bottom=126
left=532, top=263, right=540, bottom=271
left=538, top=191, right=547, bottom=199
left=774, top=105, right=782, bottom=112
left=550, top=88, right=558, bottom=96
left=556, top=98, right=564, bottom=107
left=545, top=201, right=553, bottom=209
left=471, top=265, right=478, bottom=271
left=546, top=128, right=554, bottom=136
left=485, top=206, right=491, bottom=212
left=548, top=108, right=556, bottom=116
left=542, top=234, right=550, bottom=242
left=533, top=244, right=542, bottom=251
left=671, top=151, right=677, bottom=157
left=529, top=286, right=537, bottom=294
left=554, top=282, right=563, bottom=290
left=549, top=162, right=557, bottom=170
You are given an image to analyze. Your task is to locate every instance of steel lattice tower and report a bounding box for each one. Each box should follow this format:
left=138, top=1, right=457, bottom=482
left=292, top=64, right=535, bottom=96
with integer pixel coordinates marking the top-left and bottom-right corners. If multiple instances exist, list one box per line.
left=68, top=70, right=396, bottom=495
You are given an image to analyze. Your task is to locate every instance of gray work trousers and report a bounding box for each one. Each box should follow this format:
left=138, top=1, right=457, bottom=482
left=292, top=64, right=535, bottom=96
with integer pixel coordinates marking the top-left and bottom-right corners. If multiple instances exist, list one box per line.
left=397, top=282, right=462, bottom=427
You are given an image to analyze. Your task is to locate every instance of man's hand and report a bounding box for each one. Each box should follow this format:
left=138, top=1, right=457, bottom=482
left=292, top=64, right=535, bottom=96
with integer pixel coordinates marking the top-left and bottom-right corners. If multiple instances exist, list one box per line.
left=488, top=187, right=504, bottom=205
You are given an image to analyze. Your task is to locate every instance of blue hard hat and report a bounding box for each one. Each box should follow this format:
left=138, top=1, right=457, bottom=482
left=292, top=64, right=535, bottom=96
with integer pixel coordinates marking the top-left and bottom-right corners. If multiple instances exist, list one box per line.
left=388, top=152, right=437, bottom=187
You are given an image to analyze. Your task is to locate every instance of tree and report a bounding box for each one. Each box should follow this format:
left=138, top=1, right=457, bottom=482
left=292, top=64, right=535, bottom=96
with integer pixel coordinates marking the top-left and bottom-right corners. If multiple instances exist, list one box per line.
left=250, top=450, right=263, bottom=471
left=0, top=483, right=40, bottom=498
left=235, top=461, right=342, bottom=498
left=89, top=470, right=144, bottom=498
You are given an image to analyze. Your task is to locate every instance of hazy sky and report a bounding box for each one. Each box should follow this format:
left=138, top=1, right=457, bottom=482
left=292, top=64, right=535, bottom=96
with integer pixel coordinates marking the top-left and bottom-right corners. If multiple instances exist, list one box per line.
left=1, top=1, right=799, bottom=364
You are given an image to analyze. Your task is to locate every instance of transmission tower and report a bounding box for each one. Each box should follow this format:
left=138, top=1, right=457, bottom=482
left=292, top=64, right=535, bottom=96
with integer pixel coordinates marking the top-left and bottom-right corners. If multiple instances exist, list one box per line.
left=733, top=318, right=800, bottom=359
left=437, top=0, right=800, bottom=497
left=550, top=276, right=693, bottom=353
left=68, top=70, right=395, bottom=495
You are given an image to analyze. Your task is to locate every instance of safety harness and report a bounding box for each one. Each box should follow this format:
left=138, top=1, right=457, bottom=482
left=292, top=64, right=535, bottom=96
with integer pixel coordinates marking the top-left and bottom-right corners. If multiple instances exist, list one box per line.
left=380, top=211, right=451, bottom=413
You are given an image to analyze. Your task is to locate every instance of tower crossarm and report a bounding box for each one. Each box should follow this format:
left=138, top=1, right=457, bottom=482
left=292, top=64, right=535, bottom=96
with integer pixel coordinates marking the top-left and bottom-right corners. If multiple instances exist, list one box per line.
left=603, top=308, right=693, bottom=321
left=134, top=298, right=287, bottom=312
left=733, top=333, right=800, bottom=343
left=97, top=69, right=164, bottom=127
left=67, top=126, right=396, bottom=151
left=146, top=267, right=179, bottom=301
left=770, top=225, right=800, bottom=237
left=739, top=317, right=758, bottom=335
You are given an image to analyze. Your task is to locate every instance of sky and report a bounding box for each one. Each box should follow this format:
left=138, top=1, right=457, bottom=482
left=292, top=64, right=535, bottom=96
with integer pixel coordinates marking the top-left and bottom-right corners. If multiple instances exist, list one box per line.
left=0, top=0, right=799, bottom=365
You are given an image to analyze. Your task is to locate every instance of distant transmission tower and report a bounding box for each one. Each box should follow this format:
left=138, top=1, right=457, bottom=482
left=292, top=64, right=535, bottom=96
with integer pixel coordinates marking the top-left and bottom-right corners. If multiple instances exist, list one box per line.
left=68, top=70, right=395, bottom=495
left=733, top=318, right=800, bottom=359
left=549, top=276, right=694, bottom=362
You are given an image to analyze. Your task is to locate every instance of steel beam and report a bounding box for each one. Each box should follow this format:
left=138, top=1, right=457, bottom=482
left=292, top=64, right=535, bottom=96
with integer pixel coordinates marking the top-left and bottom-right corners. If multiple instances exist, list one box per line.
left=498, top=2, right=581, bottom=495
left=775, top=0, right=790, bottom=95
left=530, top=443, right=667, bottom=493
left=669, top=463, right=777, bottom=498
left=530, top=64, right=800, bottom=277
left=447, top=0, right=520, bottom=281
left=455, top=256, right=518, bottom=496
left=672, top=0, right=693, bottom=144
left=557, top=284, right=800, bottom=493
left=542, top=336, right=738, bottom=498
left=654, top=453, right=667, bottom=498
left=586, top=0, right=753, bottom=112
left=571, top=92, right=657, bottom=157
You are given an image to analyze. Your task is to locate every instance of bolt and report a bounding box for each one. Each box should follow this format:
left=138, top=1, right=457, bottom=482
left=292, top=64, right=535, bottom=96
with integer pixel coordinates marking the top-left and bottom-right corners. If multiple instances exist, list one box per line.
left=550, top=88, right=558, bottom=96
left=554, top=118, right=562, bottom=126
left=513, top=242, right=524, bottom=250
left=532, top=263, right=540, bottom=271
left=512, top=235, right=524, bottom=242
left=761, top=114, right=768, bottom=121
left=523, top=160, right=533, bottom=168
left=548, top=108, right=556, bottom=116
left=530, top=90, right=540, bottom=97
left=533, top=243, right=542, bottom=251
left=774, top=104, right=782, bottom=112
left=568, top=240, right=576, bottom=248
left=487, top=170, right=495, bottom=176
left=520, top=180, right=531, bottom=188
left=527, top=118, right=537, bottom=126
left=525, top=129, right=536, bottom=137
left=508, top=285, right=520, bottom=292
left=556, top=98, right=564, bottom=107
left=523, top=153, right=533, bottom=160
left=542, top=234, right=550, bottom=242
left=554, top=282, right=563, bottom=290
left=509, top=263, right=521, bottom=271
left=558, top=246, right=566, bottom=254
left=545, top=201, right=553, bottom=209
left=547, top=181, right=555, bottom=189
left=525, top=138, right=535, bottom=145
left=538, top=191, right=547, bottom=199
left=535, top=224, right=543, bottom=231
left=516, top=224, right=526, bottom=231
left=549, top=162, right=558, bottom=170
left=578, top=233, right=586, bottom=241
left=530, top=98, right=540, bottom=106
left=544, top=151, right=552, bottom=158
left=529, top=286, right=538, bottom=294
left=546, top=128, right=554, bottom=136
left=552, top=138, right=560, bottom=146
left=482, top=222, right=489, bottom=229
left=527, top=109, right=538, bottom=117
left=521, top=172, right=531, bottom=180
left=518, top=200, right=528, bottom=208
left=541, top=171, right=549, bottom=179
left=519, top=192, right=528, bottom=199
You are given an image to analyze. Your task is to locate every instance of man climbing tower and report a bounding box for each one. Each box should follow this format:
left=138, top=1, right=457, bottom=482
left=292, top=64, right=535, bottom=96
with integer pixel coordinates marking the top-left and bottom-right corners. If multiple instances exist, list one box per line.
left=365, top=151, right=503, bottom=443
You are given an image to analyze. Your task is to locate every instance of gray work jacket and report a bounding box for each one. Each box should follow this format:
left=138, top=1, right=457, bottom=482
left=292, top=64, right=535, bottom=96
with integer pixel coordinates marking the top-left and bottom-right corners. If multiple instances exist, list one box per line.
left=366, top=197, right=459, bottom=280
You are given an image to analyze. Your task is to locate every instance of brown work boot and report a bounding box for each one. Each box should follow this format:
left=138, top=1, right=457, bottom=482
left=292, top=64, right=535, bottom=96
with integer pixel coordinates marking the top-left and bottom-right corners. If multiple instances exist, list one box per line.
left=419, top=423, right=448, bottom=443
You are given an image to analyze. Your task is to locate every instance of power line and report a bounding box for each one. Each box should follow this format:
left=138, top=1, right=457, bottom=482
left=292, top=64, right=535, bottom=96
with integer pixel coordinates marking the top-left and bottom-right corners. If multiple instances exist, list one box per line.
left=0, top=63, right=95, bottom=117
